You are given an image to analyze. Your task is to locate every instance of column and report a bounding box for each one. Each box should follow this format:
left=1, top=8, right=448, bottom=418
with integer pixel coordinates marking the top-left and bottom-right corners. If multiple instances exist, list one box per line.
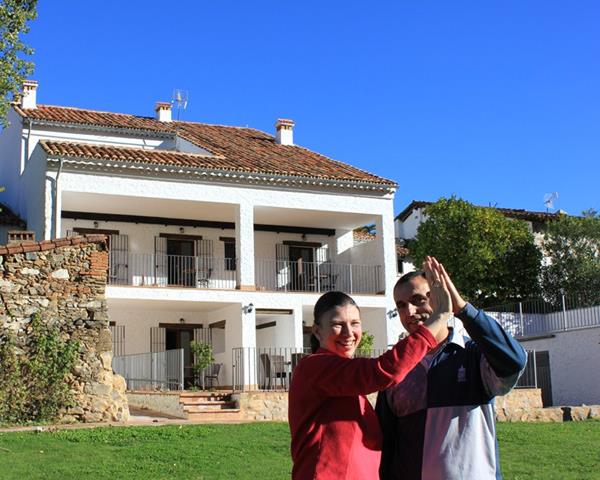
left=235, top=201, right=255, bottom=290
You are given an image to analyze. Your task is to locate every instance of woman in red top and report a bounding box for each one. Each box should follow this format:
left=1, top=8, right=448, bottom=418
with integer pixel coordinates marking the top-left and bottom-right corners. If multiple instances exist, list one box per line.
left=288, top=257, right=451, bottom=479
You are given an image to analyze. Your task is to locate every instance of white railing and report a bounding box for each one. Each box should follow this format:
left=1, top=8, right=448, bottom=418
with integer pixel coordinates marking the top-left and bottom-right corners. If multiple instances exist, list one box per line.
left=231, top=347, right=386, bottom=392
left=488, top=295, right=600, bottom=338
left=112, top=348, right=184, bottom=391
left=254, top=259, right=382, bottom=294
left=109, top=252, right=237, bottom=289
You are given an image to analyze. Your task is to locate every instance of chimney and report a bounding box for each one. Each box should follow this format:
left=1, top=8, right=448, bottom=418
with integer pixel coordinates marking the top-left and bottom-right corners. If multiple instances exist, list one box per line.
left=155, top=101, right=172, bottom=122
left=275, top=118, right=295, bottom=146
left=21, top=80, right=38, bottom=109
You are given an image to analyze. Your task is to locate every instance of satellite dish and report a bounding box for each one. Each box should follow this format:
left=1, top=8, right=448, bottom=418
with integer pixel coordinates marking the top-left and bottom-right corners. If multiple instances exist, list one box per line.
left=543, top=192, right=558, bottom=211
left=171, top=89, right=189, bottom=120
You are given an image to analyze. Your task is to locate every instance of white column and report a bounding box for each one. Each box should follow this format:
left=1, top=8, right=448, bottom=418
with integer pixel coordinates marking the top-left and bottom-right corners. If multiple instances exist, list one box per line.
left=235, top=201, right=255, bottom=290
left=375, top=203, right=397, bottom=297
left=43, top=174, right=57, bottom=241
left=291, top=306, right=304, bottom=349
left=223, top=302, right=257, bottom=389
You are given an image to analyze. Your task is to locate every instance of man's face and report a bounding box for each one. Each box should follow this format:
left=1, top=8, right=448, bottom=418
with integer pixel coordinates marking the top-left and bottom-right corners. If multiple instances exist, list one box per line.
left=394, top=276, right=433, bottom=335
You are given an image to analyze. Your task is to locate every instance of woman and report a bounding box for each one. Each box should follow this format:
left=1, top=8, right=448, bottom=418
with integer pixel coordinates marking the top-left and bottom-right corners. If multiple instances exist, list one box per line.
left=288, top=258, right=452, bottom=479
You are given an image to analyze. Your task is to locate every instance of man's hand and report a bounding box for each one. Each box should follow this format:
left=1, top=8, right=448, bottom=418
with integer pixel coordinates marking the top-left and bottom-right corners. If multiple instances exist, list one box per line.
left=438, top=262, right=467, bottom=314
left=422, top=256, right=453, bottom=340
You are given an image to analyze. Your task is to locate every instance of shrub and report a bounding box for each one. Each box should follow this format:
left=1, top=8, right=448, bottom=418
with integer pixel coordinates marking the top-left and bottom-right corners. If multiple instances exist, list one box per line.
left=0, top=313, right=80, bottom=424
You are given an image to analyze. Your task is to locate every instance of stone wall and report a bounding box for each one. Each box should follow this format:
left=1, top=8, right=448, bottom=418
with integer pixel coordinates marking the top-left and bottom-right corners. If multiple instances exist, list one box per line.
left=0, top=235, right=129, bottom=423
left=127, top=391, right=186, bottom=419
left=233, top=391, right=288, bottom=421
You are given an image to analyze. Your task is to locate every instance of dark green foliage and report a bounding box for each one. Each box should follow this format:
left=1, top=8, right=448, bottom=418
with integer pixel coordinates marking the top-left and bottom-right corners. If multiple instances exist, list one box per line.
left=410, top=197, right=542, bottom=307
left=0, top=313, right=79, bottom=424
left=190, top=340, right=214, bottom=376
left=541, top=211, right=600, bottom=307
left=0, top=0, right=37, bottom=126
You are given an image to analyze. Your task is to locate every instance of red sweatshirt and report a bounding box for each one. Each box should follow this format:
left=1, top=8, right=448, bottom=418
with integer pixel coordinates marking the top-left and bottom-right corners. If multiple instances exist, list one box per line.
left=288, top=326, right=436, bottom=480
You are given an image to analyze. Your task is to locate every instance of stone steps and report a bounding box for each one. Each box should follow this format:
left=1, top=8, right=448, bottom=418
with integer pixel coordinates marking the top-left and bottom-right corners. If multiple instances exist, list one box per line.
left=179, top=392, right=240, bottom=421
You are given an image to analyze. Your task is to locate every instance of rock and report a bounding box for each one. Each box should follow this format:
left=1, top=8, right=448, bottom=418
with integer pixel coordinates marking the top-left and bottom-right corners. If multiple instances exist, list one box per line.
left=21, top=268, right=40, bottom=275
left=99, top=351, right=113, bottom=370
left=51, top=269, right=70, bottom=279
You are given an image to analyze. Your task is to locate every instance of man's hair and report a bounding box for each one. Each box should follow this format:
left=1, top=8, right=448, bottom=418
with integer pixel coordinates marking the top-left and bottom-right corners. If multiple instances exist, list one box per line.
left=395, top=270, right=426, bottom=288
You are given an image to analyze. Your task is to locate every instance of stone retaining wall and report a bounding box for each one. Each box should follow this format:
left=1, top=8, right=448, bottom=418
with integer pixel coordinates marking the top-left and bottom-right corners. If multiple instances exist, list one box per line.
left=0, top=236, right=129, bottom=423
left=233, top=389, right=600, bottom=423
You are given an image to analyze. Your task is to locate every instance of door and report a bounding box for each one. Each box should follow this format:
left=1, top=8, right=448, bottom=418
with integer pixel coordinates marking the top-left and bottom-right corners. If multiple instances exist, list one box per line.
left=165, top=327, right=195, bottom=387
left=167, top=238, right=195, bottom=286
left=289, top=246, right=314, bottom=291
left=535, top=351, right=553, bottom=407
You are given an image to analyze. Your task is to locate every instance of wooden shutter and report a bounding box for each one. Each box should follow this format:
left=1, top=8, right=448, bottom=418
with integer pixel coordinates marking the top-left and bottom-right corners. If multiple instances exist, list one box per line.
left=194, top=327, right=212, bottom=345
left=150, top=327, right=166, bottom=353
left=154, top=236, right=168, bottom=287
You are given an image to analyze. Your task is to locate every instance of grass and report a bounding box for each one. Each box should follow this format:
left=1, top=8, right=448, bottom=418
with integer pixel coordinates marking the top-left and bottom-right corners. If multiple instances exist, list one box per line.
left=0, top=421, right=598, bottom=479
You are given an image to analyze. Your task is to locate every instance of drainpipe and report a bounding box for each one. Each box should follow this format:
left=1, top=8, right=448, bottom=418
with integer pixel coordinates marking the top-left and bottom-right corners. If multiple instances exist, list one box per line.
left=53, top=157, right=64, bottom=239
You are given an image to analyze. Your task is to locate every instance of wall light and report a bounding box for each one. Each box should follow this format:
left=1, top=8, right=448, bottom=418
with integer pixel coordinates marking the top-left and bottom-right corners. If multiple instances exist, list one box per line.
left=179, top=227, right=185, bottom=234
left=243, top=303, right=254, bottom=314
left=179, top=317, right=185, bottom=324
left=93, top=221, right=99, bottom=229
left=387, top=309, right=398, bottom=319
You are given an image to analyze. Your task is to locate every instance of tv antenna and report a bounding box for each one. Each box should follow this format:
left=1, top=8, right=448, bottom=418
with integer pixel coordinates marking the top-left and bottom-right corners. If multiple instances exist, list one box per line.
left=171, top=89, right=189, bottom=120
left=543, top=192, right=558, bottom=212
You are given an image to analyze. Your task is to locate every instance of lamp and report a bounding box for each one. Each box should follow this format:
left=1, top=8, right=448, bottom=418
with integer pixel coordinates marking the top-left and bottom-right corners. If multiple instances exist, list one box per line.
left=179, top=227, right=185, bottom=234
left=243, top=303, right=254, bottom=314
left=179, top=317, right=185, bottom=324
left=387, top=309, right=398, bottom=319
left=93, top=221, right=99, bottom=229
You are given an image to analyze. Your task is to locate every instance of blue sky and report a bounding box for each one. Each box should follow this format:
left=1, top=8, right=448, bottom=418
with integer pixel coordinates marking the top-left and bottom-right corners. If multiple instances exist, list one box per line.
left=24, top=1, right=599, bottom=216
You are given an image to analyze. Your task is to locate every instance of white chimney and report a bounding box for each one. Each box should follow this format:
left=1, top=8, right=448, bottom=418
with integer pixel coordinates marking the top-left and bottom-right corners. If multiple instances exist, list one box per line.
left=275, top=118, right=295, bottom=146
left=21, top=80, right=38, bottom=109
left=155, top=101, right=172, bottom=122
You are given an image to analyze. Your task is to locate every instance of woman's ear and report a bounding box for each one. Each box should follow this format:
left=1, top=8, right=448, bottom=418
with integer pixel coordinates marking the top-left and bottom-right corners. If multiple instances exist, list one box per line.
left=312, top=323, right=321, bottom=343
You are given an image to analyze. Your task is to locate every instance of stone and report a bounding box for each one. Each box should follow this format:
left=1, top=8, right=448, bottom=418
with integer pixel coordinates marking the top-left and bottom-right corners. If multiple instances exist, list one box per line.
left=99, top=351, right=113, bottom=370
left=84, top=382, right=112, bottom=397
left=21, top=268, right=40, bottom=275
left=51, top=269, right=70, bottom=279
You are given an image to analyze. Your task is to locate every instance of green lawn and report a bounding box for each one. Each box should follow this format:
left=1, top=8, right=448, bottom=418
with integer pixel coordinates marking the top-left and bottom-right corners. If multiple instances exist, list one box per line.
left=0, top=421, right=598, bottom=479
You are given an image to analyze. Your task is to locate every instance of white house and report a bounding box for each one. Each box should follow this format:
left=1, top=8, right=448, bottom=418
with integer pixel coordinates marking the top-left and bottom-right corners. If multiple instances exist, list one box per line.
left=0, top=81, right=402, bottom=390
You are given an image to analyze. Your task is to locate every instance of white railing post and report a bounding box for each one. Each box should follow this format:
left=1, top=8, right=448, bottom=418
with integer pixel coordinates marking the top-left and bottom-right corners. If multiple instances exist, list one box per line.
left=532, top=350, right=538, bottom=389
left=519, top=302, right=524, bottom=337
left=179, top=348, right=185, bottom=390
left=561, top=294, right=568, bottom=331
left=349, top=265, right=353, bottom=294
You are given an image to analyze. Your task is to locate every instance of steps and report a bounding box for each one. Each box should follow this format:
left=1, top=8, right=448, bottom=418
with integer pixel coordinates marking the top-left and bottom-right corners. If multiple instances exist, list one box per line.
left=179, top=392, right=241, bottom=422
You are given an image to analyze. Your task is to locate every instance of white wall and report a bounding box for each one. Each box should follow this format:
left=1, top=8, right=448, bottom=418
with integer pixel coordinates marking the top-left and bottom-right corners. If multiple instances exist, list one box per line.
left=19, top=146, right=48, bottom=241
left=0, top=109, right=24, bottom=210
left=519, top=327, right=600, bottom=406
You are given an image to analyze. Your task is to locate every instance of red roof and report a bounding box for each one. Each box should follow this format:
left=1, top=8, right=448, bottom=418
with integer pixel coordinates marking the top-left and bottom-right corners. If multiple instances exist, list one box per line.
left=17, top=104, right=396, bottom=187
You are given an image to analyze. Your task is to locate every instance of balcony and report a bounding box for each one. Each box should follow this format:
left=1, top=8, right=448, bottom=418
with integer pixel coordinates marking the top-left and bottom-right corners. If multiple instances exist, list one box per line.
left=108, top=252, right=237, bottom=289
left=255, top=258, right=382, bottom=294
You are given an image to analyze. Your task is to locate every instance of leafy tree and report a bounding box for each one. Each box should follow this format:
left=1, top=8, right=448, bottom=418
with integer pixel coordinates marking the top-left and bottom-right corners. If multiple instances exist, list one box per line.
left=190, top=340, right=214, bottom=388
left=0, top=0, right=37, bottom=127
left=356, top=330, right=374, bottom=357
left=541, top=211, right=600, bottom=307
left=410, top=197, right=542, bottom=307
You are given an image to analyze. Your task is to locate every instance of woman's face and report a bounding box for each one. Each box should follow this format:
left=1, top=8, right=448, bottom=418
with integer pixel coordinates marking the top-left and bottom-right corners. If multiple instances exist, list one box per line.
left=313, top=304, right=362, bottom=358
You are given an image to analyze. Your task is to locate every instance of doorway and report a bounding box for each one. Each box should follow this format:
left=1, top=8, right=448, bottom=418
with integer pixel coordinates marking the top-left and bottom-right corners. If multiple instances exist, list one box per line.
left=167, top=238, right=195, bottom=287
left=289, top=245, right=314, bottom=291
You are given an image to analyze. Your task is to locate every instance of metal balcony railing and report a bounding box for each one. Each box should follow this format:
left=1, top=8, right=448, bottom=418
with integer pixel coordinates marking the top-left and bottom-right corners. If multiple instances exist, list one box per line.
left=254, top=259, right=382, bottom=294
left=112, top=349, right=185, bottom=391
left=108, top=252, right=237, bottom=289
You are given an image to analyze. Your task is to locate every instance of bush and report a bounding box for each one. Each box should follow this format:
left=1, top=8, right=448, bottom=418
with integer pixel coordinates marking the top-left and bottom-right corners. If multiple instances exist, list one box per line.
left=0, top=313, right=80, bottom=424
left=356, top=331, right=374, bottom=356
left=190, top=340, right=214, bottom=388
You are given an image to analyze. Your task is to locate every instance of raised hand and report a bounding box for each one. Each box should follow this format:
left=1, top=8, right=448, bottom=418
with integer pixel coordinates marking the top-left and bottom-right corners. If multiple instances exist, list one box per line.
left=438, top=262, right=467, bottom=314
left=421, top=256, right=453, bottom=340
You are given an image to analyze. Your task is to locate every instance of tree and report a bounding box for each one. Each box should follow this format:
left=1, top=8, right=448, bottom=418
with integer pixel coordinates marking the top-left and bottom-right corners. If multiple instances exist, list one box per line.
left=410, top=197, right=542, bottom=308
left=541, top=211, right=600, bottom=307
left=0, top=0, right=37, bottom=127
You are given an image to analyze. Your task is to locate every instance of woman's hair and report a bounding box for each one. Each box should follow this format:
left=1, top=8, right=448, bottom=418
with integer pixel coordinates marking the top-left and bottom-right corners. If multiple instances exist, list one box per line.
left=310, top=291, right=360, bottom=353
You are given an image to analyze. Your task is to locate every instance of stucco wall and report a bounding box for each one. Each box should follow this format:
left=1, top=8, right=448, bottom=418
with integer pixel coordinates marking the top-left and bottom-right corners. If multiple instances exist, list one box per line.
left=519, top=327, right=600, bottom=406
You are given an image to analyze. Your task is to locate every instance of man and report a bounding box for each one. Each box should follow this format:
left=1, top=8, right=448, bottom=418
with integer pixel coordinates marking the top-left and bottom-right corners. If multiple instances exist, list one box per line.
left=376, top=259, right=526, bottom=480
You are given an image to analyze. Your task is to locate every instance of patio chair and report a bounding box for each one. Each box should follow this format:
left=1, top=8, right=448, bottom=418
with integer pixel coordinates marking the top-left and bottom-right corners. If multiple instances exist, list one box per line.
left=204, top=363, right=221, bottom=389
left=259, top=353, right=289, bottom=389
left=290, top=352, right=308, bottom=380
left=197, top=267, right=213, bottom=288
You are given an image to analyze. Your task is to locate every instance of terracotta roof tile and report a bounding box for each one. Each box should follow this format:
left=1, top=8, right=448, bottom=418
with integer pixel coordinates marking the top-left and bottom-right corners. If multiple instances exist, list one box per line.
left=396, top=200, right=561, bottom=223
left=18, top=104, right=396, bottom=186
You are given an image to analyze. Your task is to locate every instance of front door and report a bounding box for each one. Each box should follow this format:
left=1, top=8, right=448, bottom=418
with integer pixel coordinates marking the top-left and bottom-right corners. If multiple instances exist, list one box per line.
left=165, top=327, right=194, bottom=387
